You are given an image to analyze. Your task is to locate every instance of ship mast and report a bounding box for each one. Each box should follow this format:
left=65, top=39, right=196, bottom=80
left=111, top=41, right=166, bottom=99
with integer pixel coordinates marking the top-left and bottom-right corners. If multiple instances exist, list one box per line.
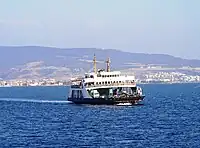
left=93, top=54, right=97, bottom=74
left=106, top=57, right=111, bottom=72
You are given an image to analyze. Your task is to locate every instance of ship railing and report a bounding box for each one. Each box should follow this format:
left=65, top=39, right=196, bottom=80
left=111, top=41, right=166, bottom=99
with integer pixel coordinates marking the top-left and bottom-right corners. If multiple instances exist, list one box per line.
left=85, top=82, right=136, bottom=88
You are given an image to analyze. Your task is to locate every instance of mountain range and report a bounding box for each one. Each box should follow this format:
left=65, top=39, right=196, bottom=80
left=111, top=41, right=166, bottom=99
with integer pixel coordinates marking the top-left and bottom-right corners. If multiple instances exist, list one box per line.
left=0, top=46, right=200, bottom=80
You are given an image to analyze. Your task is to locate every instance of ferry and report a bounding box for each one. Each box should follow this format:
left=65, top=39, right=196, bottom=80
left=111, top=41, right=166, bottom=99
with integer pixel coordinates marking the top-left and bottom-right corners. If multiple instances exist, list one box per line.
left=67, top=55, right=145, bottom=105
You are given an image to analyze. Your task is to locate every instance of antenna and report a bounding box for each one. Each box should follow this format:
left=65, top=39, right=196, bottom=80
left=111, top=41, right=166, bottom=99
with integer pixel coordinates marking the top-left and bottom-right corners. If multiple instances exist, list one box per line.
left=93, top=54, right=97, bottom=74
left=106, top=57, right=111, bottom=72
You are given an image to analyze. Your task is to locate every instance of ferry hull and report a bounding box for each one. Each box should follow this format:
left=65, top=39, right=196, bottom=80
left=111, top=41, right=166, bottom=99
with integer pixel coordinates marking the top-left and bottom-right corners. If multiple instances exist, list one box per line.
left=68, top=96, right=145, bottom=105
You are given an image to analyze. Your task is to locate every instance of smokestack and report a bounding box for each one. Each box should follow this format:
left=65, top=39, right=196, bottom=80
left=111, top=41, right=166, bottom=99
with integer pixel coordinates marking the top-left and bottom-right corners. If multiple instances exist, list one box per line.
left=106, top=57, right=111, bottom=72
left=93, top=54, right=97, bottom=74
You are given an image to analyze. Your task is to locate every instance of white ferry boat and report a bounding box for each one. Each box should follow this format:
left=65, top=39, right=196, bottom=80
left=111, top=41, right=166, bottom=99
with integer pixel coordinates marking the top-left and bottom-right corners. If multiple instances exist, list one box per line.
left=68, top=55, right=145, bottom=105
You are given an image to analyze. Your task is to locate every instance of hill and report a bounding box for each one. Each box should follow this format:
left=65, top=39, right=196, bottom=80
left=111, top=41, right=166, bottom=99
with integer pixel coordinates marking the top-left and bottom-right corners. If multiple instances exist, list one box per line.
left=0, top=46, right=200, bottom=80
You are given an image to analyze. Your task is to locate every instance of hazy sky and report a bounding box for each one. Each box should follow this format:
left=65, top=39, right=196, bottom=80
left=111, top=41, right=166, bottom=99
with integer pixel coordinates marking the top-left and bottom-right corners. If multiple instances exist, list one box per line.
left=0, top=0, right=199, bottom=59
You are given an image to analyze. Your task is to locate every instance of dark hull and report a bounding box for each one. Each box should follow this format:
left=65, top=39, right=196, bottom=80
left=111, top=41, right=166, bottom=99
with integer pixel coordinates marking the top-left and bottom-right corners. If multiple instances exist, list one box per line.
left=68, top=96, right=145, bottom=105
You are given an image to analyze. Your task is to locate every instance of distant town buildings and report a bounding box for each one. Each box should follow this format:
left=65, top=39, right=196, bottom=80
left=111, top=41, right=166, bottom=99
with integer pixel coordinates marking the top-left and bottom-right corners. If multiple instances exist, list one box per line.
left=136, top=72, right=200, bottom=83
left=0, top=71, right=200, bottom=87
left=0, top=79, right=70, bottom=87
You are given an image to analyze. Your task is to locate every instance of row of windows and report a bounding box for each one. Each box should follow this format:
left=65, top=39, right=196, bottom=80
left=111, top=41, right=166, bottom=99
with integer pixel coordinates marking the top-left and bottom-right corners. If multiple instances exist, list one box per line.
left=99, top=81, right=121, bottom=85
left=84, top=80, right=135, bottom=87
left=98, top=75, right=120, bottom=78
left=96, top=81, right=134, bottom=85
left=85, top=75, right=120, bottom=78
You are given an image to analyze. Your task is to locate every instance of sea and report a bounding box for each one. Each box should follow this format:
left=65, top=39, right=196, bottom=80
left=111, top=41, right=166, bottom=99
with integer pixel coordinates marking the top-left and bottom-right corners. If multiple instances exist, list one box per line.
left=0, top=83, right=200, bottom=148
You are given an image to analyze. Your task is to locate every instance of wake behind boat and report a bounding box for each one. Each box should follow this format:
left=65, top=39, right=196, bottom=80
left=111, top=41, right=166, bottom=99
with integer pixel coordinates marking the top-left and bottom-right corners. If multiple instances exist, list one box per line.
left=67, top=55, right=145, bottom=105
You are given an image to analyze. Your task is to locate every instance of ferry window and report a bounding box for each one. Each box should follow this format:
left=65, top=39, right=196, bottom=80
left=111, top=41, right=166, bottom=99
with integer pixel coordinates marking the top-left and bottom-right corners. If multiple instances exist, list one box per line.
left=72, top=90, right=78, bottom=98
left=77, top=90, right=80, bottom=98
left=119, top=81, right=121, bottom=83
left=99, top=82, right=101, bottom=85
left=72, top=90, right=83, bottom=99
left=114, top=81, right=115, bottom=83
left=105, top=81, right=107, bottom=84
left=79, top=90, right=83, bottom=98
left=90, top=75, right=94, bottom=78
left=72, top=90, right=74, bottom=98
left=75, top=90, right=78, bottom=98
left=108, top=81, right=110, bottom=84
left=102, top=82, right=104, bottom=84
left=110, top=75, right=112, bottom=77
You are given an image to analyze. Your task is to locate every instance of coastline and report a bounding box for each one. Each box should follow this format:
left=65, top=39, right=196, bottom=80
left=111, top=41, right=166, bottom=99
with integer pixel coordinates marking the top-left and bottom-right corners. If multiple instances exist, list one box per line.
left=1, top=82, right=200, bottom=88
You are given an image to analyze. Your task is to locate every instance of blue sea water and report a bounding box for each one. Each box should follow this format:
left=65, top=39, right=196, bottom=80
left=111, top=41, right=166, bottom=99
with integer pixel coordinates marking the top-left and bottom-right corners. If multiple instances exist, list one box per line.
left=0, top=84, right=200, bottom=148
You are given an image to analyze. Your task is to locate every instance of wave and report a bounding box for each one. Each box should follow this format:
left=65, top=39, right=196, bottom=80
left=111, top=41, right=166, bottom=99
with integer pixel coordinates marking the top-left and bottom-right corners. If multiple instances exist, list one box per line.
left=0, top=98, right=71, bottom=104
left=194, top=84, right=200, bottom=88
